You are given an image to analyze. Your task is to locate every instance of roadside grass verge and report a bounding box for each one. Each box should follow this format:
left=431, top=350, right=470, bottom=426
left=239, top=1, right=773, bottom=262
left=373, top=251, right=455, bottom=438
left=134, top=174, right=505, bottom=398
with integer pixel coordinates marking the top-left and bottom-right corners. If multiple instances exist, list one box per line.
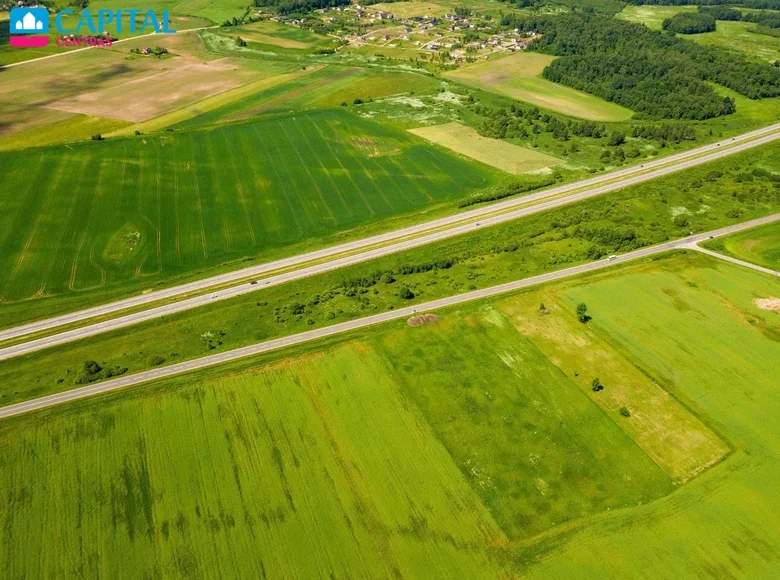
left=702, top=220, right=780, bottom=270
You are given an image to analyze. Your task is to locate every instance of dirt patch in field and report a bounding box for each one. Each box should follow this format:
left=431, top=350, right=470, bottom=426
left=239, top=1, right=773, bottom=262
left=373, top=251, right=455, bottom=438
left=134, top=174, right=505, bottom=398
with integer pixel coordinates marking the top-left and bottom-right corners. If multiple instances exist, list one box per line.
left=408, top=314, right=439, bottom=327
left=754, top=297, right=780, bottom=313
left=46, top=59, right=249, bottom=122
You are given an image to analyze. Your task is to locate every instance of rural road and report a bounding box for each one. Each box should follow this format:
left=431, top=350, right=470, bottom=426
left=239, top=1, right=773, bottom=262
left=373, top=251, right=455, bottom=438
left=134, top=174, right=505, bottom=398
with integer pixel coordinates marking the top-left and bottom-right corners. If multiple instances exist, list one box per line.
left=2, top=122, right=780, bottom=355
left=688, top=245, right=780, bottom=277
left=1, top=214, right=778, bottom=420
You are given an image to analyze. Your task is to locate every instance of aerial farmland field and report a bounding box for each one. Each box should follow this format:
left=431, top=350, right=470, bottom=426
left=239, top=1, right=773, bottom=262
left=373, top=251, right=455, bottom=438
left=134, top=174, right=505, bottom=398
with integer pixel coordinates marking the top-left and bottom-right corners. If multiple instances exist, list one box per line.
left=617, top=5, right=780, bottom=63
left=0, top=345, right=508, bottom=578
left=444, top=52, right=634, bottom=122
left=2, top=252, right=778, bottom=577
left=3, top=0, right=780, bottom=577
left=0, top=109, right=497, bottom=303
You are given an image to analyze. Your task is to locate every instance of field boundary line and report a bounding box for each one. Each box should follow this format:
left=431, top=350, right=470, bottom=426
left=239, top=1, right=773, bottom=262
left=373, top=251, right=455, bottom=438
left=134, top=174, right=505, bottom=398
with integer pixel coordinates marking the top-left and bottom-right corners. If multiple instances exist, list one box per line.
left=269, top=123, right=320, bottom=230
left=2, top=215, right=778, bottom=419
left=253, top=125, right=306, bottom=236
left=137, top=143, right=163, bottom=274
left=224, top=131, right=257, bottom=247
left=68, top=158, right=106, bottom=291
left=189, top=135, right=211, bottom=257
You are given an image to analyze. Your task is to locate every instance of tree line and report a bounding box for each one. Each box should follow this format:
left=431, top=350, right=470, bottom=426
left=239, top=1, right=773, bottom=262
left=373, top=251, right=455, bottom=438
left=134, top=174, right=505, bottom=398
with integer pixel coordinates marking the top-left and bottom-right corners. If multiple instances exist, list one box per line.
left=623, top=0, right=780, bottom=8
left=254, top=0, right=349, bottom=15
left=500, top=13, right=780, bottom=118
left=662, top=12, right=716, bottom=33
left=699, top=5, right=780, bottom=29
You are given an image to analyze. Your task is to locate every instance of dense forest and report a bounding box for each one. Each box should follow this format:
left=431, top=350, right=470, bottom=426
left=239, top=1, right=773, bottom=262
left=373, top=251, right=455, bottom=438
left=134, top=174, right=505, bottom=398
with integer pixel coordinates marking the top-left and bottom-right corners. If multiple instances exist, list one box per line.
left=662, top=12, right=717, bottom=33
left=624, top=0, right=780, bottom=8
left=253, top=0, right=349, bottom=15
left=501, top=13, right=780, bottom=119
left=699, top=6, right=780, bottom=29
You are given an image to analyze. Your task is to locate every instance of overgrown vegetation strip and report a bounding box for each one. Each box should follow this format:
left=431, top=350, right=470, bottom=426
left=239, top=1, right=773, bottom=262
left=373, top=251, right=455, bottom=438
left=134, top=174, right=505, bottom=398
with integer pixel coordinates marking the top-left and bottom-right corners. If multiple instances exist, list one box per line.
left=2, top=122, right=778, bottom=348
left=2, top=215, right=777, bottom=420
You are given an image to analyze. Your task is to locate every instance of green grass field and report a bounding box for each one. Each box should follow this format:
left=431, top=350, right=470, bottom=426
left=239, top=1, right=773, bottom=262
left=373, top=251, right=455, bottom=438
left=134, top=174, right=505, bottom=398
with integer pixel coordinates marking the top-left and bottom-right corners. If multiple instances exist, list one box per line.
left=513, top=252, right=780, bottom=577
left=616, top=5, right=697, bottom=30
left=2, top=252, right=777, bottom=576
left=617, top=6, right=780, bottom=63
left=444, top=52, right=634, bottom=122
left=377, top=307, right=678, bottom=540
left=0, top=108, right=497, bottom=304
left=703, top=221, right=780, bottom=270
left=0, top=345, right=507, bottom=578
left=222, top=19, right=336, bottom=52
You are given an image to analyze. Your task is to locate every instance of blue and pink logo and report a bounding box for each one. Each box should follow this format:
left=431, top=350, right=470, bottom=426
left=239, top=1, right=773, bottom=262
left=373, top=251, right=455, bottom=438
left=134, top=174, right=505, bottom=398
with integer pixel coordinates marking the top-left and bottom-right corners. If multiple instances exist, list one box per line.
left=9, top=7, right=50, bottom=48
left=8, top=8, right=176, bottom=49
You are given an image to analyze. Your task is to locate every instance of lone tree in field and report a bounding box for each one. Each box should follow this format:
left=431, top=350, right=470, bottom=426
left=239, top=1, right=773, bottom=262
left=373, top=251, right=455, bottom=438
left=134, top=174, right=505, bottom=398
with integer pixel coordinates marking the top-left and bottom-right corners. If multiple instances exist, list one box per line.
left=591, top=377, right=604, bottom=392
left=576, top=303, right=590, bottom=323
left=619, top=407, right=631, bottom=417
left=399, top=287, right=415, bottom=300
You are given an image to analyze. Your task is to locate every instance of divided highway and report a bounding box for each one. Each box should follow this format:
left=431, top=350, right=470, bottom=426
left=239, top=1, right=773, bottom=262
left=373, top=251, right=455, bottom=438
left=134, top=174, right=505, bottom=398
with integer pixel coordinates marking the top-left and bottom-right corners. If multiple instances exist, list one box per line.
left=1, top=213, right=778, bottom=420
left=2, top=122, right=780, bottom=361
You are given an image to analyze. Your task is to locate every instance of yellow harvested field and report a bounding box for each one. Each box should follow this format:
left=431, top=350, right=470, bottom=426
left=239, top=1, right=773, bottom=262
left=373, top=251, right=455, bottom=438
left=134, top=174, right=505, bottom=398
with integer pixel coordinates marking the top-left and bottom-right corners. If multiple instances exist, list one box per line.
left=409, top=122, right=562, bottom=174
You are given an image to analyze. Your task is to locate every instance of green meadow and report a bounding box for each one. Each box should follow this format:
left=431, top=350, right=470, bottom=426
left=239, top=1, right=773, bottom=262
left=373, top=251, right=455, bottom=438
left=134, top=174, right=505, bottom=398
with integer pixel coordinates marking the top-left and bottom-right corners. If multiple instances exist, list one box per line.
left=703, top=221, right=780, bottom=270
left=0, top=345, right=506, bottom=578
left=617, top=5, right=780, bottom=63
left=2, top=252, right=778, bottom=576
left=444, top=52, right=635, bottom=122
left=515, top=252, right=780, bottom=577
left=0, top=108, right=497, bottom=302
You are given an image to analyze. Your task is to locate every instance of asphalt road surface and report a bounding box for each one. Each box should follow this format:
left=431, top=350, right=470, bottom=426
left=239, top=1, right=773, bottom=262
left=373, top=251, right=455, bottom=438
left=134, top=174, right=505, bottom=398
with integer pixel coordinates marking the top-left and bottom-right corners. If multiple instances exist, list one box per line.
left=2, top=124, right=780, bottom=357
left=689, top=245, right=780, bottom=277
left=1, top=214, right=778, bottom=420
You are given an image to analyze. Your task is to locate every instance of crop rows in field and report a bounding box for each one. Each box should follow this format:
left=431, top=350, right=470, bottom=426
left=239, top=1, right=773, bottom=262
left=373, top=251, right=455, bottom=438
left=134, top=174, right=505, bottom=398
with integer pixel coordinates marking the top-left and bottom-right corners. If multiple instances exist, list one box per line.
left=0, top=109, right=496, bottom=302
left=4, top=254, right=776, bottom=577
left=0, top=346, right=505, bottom=578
